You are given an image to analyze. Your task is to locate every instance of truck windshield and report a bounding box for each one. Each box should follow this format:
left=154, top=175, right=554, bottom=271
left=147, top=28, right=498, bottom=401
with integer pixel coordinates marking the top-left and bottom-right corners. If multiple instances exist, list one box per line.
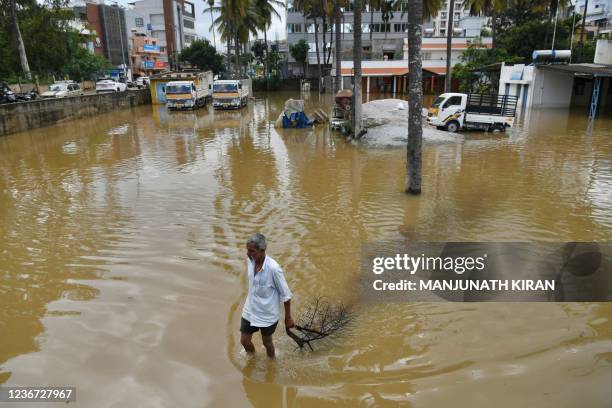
left=214, top=83, right=237, bottom=92
left=431, top=96, right=445, bottom=108
left=166, top=85, right=191, bottom=94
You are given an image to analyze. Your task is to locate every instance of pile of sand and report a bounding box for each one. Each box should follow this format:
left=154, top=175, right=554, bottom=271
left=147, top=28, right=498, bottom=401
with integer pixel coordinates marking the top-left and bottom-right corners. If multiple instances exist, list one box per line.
left=359, top=99, right=463, bottom=148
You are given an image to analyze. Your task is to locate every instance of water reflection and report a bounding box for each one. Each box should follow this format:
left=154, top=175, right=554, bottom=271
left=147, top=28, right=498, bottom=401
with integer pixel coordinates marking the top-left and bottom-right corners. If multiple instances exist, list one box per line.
left=0, top=93, right=610, bottom=406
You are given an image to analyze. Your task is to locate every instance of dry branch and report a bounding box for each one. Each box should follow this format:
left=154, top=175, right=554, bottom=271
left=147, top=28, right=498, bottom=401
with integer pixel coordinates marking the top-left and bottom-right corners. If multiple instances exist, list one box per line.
left=285, top=297, right=353, bottom=351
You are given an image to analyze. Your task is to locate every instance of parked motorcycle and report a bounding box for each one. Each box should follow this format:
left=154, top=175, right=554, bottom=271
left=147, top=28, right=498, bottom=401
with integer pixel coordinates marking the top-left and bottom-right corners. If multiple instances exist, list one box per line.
left=0, top=82, right=16, bottom=104
left=15, top=90, right=39, bottom=102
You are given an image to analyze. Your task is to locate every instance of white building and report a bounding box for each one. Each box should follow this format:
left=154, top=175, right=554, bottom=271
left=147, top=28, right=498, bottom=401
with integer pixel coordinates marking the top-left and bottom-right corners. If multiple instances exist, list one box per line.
left=125, top=0, right=197, bottom=70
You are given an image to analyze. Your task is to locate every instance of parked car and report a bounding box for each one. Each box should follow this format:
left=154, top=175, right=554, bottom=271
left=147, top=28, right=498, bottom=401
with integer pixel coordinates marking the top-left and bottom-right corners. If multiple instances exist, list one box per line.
left=95, top=78, right=127, bottom=93
left=41, top=81, right=82, bottom=99
left=135, top=76, right=149, bottom=89
left=0, top=82, right=16, bottom=104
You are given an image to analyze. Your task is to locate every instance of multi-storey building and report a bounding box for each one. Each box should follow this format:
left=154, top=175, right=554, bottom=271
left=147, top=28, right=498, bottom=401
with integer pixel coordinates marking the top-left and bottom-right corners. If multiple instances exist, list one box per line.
left=130, top=33, right=166, bottom=76
left=73, top=1, right=130, bottom=67
left=574, top=0, right=611, bottom=31
left=285, top=0, right=486, bottom=84
left=429, top=0, right=473, bottom=37
left=125, top=0, right=197, bottom=70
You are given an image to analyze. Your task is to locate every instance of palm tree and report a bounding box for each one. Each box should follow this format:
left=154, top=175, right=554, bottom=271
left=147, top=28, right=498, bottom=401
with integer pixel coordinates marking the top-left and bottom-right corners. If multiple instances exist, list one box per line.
left=254, top=0, right=285, bottom=82
left=406, top=0, right=422, bottom=194
left=353, top=0, right=363, bottom=138
left=445, top=0, right=455, bottom=92
left=334, top=0, right=342, bottom=91
left=206, top=0, right=217, bottom=49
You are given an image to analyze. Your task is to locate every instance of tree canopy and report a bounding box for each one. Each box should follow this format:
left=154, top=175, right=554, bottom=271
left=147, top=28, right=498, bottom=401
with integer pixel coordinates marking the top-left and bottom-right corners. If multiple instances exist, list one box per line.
left=179, top=39, right=225, bottom=74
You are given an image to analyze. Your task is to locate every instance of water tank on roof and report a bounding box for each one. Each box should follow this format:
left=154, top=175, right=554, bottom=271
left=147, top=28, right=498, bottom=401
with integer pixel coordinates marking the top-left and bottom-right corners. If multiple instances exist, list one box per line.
left=532, top=49, right=571, bottom=63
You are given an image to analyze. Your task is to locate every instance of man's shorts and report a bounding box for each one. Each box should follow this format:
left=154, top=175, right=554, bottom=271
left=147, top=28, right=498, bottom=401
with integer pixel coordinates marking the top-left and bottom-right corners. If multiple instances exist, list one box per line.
left=240, top=317, right=278, bottom=336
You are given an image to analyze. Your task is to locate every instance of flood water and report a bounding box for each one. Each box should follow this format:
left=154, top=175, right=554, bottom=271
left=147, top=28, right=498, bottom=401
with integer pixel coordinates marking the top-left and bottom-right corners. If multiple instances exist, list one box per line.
left=1, top=92, right=611, bottom=407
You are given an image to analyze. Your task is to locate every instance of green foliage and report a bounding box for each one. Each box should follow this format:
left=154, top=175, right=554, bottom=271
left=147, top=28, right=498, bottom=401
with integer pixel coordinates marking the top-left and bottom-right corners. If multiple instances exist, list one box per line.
left=62, top=43, right=110, bottom=81
left=453, top=40, right=522, bottom=92
left=0, top=1, right=111, bottom=82
left=572, top=41, right=596, bottom=63
left=179, top=39, right=225, bottom=74
left=497, top=19, right=570, bottom=62
left=289, top=39, right=309, bottom=64
left=251, top=39, right=266, bottom=64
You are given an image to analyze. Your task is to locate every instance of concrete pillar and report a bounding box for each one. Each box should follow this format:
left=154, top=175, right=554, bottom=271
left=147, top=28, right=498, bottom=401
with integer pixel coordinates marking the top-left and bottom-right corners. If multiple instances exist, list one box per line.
left=393, top=76, right=397, bottom=94
left=367, top=76, right=370, bottom=94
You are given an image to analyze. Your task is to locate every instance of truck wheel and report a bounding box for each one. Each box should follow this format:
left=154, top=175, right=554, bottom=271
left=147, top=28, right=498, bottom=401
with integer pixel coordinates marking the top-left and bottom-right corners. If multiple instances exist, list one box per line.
left=445, top=121, right=459, bottom=133
left=489, top=124, right=505, bottom=133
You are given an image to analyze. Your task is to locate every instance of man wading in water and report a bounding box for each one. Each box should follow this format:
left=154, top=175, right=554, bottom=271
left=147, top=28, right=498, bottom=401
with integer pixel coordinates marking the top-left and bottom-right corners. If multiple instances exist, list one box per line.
left=241, top=233, right=294, bottom=358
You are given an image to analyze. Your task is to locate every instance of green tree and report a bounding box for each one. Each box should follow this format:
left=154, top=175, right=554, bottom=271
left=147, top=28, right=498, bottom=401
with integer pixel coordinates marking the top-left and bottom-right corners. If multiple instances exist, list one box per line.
left=497, top=19, right=570, bottom=61
left=289, top=39, right=309, bottom=78
left=179, top=39, right=225, bottom=74
left=453, top=41, right=522, bottom=92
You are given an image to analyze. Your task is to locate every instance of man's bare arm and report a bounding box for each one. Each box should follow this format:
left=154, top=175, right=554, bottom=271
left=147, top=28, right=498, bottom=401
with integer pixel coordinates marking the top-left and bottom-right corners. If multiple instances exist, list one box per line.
left=284, top=300, right=295, bottom=328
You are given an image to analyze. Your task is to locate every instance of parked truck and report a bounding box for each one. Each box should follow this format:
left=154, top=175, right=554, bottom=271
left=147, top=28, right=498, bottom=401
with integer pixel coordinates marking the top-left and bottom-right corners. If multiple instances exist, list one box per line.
left=212, top=79, right=249, bottom=109
left=426, top=93, right=518, bottom=133
left=165, top=71, right=213, bottom=110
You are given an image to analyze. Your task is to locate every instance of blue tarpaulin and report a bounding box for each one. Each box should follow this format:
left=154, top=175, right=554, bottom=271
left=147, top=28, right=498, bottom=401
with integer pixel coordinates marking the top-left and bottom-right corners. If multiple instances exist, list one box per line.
left=282, top=111, right=314, bottom=128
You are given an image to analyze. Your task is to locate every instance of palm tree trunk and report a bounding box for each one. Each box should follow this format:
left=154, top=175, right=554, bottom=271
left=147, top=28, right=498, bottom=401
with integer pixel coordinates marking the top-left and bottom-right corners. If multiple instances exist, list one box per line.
left=445, top=0, right=455, bottom=92
left=264, top=28, right=269, bottom=88
left=314, top=18, right=322, bottom=81
left=327, top=19, right=334, bottom=64
left=406, top=0, right=422, bottom=194
left=579, top=0, right=589, bottom=46
left=10, top=0, right=31, bottom=80
left=352, top=0, right=363, bottom=138
left=321, top=7, right=327, bottom=71
left=370, top=0, right=374, bottom=48
left=235, top=31, right=241, bottom=77
left=227, top=37, right=232, bottom=77
left=210, top=9, right=217, bottom=49
left=335, top=0, right=342, bottom=92
left=491, top=8, right=497, bottom=48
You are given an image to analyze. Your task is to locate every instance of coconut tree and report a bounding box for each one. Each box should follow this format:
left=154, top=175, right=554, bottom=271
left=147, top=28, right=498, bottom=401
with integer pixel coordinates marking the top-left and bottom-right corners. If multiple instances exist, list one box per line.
left=353, top=0, right=363, bottom=138
left=445, top=0, right=455, bottom=91
left=254, top=0, right=285, bottom=82
left=206, top=0, right=217, bottom=49
left=406, top=0, right=422, bottom=194
left=334, top=0, right=342, bottom=91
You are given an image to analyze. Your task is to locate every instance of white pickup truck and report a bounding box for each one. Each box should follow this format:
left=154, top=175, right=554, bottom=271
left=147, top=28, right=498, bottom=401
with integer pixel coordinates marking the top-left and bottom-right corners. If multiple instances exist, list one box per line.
left=426, top=93, right=518, bottom=133
left=212, top=79, right=249, bottom=109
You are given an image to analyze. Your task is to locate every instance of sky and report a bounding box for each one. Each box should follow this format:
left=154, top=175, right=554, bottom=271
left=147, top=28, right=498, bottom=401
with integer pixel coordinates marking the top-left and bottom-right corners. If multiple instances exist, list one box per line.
left=195, top=4, right=288, bottom=50
left=109, top=0, right=287, bottom=51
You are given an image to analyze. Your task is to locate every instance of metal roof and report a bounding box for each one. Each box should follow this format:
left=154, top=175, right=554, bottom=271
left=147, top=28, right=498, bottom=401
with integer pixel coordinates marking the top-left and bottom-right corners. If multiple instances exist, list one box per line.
left=537, top=63, right=612, bottom=77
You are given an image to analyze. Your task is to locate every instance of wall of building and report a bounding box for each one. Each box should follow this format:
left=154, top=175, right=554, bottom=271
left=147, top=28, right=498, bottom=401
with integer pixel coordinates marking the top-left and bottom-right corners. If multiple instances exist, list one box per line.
left=595, top=39, right=612, bottom=64
left=0, top=90, right=151, bottom=137
left=99, top=4, right=130, bottom=66
left=531, top=68, right=575, bottom=108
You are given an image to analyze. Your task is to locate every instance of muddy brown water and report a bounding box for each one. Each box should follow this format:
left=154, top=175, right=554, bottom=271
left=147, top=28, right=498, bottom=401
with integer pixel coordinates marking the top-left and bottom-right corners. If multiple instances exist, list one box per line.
left=1, top=92, right=611, bottom=407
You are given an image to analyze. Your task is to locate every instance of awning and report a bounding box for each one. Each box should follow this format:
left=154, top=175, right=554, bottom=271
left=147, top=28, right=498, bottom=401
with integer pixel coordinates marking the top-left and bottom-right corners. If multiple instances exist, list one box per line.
left=537, top=63, right=612, bottom=77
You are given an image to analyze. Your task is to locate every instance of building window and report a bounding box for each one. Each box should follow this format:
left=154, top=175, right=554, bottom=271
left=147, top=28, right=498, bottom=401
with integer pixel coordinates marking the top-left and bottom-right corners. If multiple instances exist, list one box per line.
left=423, top=52, right=432, bottom=59
left=306, top=23, right=317, bottom=33
left=183, top=2, right=194, bottom=16
left=394, top=23, right=407, bottom=32
left=342, top=23, right=353, bottom=33
left=160, top=46, right=166, bottom=53
left=184, top=34, right=195, bottom=43
left=150, top=14, right=164, bottom=25
left=183, top=19, right=194, bottom=29
left=135, top=17, right=144, bottom=27
left=287, top=23, right=302, bottom=33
